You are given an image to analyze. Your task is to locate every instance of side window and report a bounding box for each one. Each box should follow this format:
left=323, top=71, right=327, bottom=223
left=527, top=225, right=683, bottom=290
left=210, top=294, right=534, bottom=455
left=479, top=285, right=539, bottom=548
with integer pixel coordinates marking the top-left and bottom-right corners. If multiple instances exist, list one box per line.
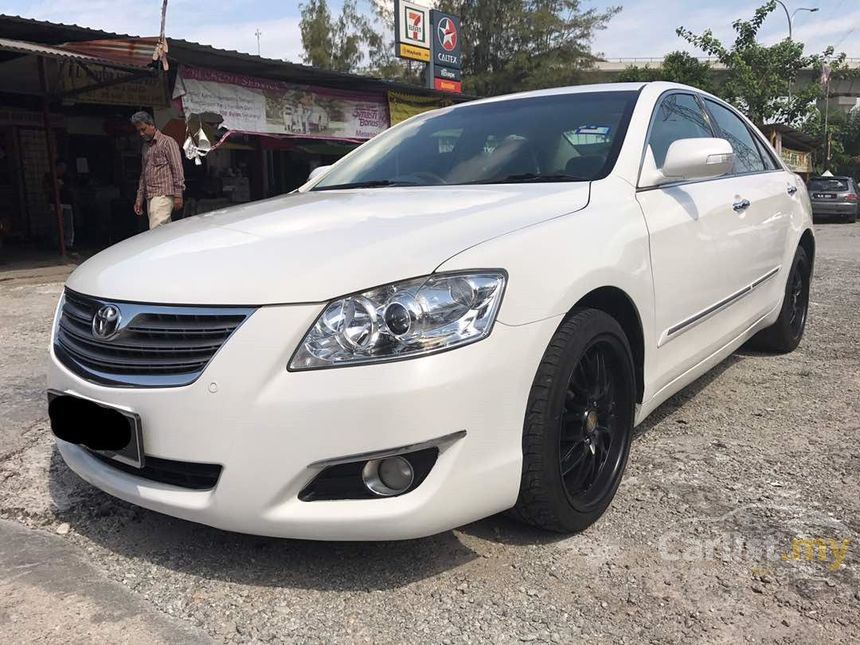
left=753, top=135, right=779, bottom=171
left=647, top=93, right=713, bottom=168
left=704, top=99, right=766, bottom=174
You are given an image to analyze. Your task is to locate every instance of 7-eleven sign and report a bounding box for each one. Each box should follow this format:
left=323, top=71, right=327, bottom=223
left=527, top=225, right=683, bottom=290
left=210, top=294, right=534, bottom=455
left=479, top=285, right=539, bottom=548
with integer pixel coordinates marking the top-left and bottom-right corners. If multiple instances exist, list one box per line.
left=395, top=0, right=431, bottom=60
left=407, top=9, right=424, bottom=41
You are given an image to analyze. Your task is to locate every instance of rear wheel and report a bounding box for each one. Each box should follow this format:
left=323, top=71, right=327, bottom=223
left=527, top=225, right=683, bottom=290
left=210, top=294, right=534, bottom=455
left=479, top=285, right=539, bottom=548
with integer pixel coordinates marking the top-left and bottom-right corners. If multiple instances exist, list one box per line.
left=747, top=246, right=810, bottom=353
left=512, top=309, right=635, bottom=533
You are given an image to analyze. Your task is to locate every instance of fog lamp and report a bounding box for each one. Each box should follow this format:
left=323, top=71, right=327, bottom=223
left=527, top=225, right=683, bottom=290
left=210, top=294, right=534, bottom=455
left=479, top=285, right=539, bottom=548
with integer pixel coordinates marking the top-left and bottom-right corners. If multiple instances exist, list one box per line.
left=362, top=456, right=415, bottom=496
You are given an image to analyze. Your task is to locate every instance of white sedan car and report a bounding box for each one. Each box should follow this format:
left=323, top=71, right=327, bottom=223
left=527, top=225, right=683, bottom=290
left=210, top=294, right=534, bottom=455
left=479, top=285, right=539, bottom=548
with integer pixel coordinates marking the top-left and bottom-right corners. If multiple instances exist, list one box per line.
left=48, top=82, right=813, bottom=540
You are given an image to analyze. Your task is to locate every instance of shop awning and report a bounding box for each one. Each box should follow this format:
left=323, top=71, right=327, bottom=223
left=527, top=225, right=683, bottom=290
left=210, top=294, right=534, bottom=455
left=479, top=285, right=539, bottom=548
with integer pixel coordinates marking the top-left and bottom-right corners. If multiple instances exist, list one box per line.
left=0, top=36, right=149, bottom=71
left=0, top=36, right=161, bottom=100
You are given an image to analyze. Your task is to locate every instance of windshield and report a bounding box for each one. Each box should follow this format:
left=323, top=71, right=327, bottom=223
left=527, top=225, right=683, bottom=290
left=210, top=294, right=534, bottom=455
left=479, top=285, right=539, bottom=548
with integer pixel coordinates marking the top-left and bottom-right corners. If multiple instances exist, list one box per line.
left=809, top=178, right=850, bottom=192
left=312, top=91, right=638, bottom=190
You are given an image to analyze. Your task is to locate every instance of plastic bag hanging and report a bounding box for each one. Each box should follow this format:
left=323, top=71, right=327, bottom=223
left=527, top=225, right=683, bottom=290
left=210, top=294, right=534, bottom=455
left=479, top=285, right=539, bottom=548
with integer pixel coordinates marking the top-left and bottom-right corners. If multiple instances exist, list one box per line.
left=183, top=114, right=211, bottom=165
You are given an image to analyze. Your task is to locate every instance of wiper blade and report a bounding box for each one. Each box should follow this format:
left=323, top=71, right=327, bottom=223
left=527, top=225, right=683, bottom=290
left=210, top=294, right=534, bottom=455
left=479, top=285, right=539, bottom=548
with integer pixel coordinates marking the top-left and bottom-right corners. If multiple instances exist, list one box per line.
left=465, top=173, right=590, bottom=185
left=312, top=179, right=418, bottom=191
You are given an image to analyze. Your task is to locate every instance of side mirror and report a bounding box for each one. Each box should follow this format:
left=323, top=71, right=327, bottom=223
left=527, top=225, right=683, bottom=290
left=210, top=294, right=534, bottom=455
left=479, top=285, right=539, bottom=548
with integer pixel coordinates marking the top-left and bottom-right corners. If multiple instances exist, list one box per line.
left=661, top=138, right=734, bottom=183
left=307, top=165, right=331, bottom=182
left=640, top=138, right=734, bottom=188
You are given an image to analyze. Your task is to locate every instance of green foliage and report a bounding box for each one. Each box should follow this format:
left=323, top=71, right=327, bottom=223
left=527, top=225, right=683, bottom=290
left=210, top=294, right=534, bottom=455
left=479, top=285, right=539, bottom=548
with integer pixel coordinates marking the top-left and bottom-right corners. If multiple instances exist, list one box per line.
left=299, top=0, right=620, bottom=94
left=299, top=1, right=423, bottom=81
left=617, top=51, right=714, bottom=93
left=299, top=0, right=373, bottom=72
left=804, top=108, right=860, bottom=176
left=676, top=0, right=842, bottom=126
left=436, top=0, right=619, bottom=96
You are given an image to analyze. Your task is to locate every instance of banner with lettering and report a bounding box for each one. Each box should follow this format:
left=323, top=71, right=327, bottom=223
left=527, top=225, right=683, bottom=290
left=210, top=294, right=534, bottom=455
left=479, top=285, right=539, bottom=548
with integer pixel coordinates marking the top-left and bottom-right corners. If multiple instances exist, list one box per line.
left=174, top=66, right=390, bottom=140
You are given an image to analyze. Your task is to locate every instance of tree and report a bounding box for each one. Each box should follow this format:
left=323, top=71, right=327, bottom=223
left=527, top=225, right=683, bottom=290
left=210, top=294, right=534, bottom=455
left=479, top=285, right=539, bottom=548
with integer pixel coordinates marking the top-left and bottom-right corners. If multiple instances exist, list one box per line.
left=617, top=51, right=714, bottom=93
left=676, top=1, right=841, bottom=126
left=436, top=0, right=620, bottom=96
left=361, top=1, right=424, bottom=83
left=299, top=0, right=373, bottom=72
left=804, top=107, right=860, bottom=176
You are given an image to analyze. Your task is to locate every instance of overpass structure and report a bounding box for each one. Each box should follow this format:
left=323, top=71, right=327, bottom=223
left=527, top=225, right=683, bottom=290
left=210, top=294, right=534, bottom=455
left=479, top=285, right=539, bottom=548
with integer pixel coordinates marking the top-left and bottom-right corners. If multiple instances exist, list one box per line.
left=589, top=57, right=860, bottom=112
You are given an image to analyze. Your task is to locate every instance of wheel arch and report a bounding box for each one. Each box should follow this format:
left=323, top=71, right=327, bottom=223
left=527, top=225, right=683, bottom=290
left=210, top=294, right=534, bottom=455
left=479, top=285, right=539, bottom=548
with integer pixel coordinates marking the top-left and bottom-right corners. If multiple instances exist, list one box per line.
left=570, top=286, right=645, bottom=403
left=799, top=228, right=815, bottom=275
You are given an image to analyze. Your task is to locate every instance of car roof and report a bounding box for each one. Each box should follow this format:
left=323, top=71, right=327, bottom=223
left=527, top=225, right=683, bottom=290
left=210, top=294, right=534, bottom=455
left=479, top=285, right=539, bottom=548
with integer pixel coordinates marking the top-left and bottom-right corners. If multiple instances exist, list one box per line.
left=449, top=81, right=720, bottom=110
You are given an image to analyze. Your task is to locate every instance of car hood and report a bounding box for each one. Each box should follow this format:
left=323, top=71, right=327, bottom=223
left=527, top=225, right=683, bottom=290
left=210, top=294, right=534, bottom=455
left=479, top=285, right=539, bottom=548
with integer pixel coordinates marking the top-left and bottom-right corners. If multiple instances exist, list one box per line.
left=67, top=184, right=589, bottom=305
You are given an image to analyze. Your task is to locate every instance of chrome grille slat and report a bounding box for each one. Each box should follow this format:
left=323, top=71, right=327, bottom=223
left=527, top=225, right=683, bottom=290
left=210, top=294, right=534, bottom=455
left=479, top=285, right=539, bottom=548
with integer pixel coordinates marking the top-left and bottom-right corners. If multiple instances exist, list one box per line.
left=57, top=330, right=216, bottom=365
left=54, top=290, right=256, bottom=388
left=58, top=318, right=225, bottom=352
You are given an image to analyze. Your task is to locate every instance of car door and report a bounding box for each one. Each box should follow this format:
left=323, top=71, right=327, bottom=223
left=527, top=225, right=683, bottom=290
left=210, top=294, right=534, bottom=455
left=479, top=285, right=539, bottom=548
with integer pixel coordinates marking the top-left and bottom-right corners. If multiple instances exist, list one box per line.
left=701, top=98, right=794, bottom=311
left=635, top=92, right=783, bottom=395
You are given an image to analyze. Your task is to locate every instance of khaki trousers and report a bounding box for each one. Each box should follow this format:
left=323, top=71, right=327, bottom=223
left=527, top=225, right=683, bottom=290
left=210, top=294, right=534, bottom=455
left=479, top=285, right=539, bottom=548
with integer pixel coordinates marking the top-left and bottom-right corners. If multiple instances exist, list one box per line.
left=147, top=195, right=173, bottom=229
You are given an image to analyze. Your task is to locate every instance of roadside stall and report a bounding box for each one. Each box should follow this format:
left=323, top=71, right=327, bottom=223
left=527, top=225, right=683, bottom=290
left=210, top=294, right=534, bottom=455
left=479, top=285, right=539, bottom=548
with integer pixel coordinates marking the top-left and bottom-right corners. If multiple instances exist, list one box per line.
left=0, top=14, right=467, bottom=260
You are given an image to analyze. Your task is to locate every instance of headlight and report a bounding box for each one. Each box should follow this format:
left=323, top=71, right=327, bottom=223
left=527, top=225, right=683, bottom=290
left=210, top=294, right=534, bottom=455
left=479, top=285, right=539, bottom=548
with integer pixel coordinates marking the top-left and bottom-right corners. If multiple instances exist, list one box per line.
left=289, top=271, right=507, bottom=370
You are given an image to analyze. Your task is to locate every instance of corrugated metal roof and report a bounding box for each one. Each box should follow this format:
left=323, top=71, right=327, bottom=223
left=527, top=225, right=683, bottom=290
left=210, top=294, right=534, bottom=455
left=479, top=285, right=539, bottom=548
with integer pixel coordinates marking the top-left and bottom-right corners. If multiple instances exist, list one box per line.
left=60, top=37, right=161, bottom=68
left=0, top=13, right=474, bottom=99
left=0, top=36, right=150, bottom=70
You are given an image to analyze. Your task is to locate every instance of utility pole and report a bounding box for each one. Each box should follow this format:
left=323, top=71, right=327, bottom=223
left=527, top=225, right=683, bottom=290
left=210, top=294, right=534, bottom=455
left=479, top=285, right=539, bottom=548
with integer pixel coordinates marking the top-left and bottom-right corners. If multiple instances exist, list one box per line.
left=255, top=29, right=262, bottom=56
left=774, top=1, right=818, bottom=40
left=823, top=69, right=831, bottom=171
left=774, top=2, right=818, bottom=105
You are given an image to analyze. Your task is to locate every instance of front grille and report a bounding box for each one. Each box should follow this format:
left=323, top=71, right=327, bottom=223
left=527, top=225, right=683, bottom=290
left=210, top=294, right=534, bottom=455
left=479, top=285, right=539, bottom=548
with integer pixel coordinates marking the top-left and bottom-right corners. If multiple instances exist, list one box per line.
left=55, top=289, right=255, bottom=387
left=90, top=451, right=222, bottom=490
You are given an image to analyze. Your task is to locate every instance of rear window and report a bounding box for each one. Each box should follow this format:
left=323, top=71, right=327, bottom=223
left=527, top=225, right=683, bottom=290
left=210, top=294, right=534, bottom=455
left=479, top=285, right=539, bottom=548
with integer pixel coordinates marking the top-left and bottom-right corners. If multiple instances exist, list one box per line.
left=809, top=178, right=850, bottom=192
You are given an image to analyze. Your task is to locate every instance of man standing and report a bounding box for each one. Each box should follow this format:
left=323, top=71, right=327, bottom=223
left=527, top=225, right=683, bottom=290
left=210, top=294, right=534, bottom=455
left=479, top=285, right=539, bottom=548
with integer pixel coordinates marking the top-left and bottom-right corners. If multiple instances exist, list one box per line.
left=131, top=111, right=184, bottom=229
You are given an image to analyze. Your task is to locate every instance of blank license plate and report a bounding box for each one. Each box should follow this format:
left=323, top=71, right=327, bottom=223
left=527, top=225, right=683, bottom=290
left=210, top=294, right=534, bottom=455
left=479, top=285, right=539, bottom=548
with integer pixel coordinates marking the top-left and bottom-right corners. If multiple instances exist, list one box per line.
left=48, top=391, right=145, bottom=468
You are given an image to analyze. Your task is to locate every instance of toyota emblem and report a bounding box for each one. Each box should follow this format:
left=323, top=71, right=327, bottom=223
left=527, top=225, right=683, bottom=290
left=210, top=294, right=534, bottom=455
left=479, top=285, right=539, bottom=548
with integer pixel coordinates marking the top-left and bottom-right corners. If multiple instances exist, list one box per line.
left=92, top=304, right=122, bottom=339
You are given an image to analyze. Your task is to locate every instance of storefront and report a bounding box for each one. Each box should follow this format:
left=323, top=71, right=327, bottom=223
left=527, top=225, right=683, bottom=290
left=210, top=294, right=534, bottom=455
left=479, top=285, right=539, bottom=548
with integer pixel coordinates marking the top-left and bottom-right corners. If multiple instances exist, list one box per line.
left=762, top=124, right=817, bottom=182
left=0, top=14, right=464, bottom=259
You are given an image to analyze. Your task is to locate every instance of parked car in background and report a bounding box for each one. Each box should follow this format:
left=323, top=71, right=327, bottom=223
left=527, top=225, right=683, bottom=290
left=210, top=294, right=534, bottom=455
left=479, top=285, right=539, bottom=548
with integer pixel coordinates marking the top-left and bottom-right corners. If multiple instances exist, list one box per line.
left=47, top=82, right=814, bottom=540
left=807, top=175, right=859, bottom=223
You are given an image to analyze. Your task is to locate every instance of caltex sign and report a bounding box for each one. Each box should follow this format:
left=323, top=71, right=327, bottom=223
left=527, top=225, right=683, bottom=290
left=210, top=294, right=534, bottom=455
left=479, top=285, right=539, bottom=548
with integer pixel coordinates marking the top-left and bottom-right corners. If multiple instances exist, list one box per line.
left=428, top=9, right=462, bottom=93
left=430, top=10, right=462, bottom=70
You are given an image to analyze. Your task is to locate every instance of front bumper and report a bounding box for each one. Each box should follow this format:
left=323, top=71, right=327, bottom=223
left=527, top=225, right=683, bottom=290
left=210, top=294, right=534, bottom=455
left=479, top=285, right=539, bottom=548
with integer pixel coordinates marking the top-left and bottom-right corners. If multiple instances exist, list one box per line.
left=48, top=301, right=560, bottom=540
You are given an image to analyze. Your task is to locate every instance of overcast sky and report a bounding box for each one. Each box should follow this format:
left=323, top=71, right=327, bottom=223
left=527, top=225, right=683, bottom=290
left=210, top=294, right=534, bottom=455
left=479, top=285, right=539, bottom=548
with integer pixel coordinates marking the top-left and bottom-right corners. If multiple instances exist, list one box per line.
left=5, top=1, right=859, bottom=64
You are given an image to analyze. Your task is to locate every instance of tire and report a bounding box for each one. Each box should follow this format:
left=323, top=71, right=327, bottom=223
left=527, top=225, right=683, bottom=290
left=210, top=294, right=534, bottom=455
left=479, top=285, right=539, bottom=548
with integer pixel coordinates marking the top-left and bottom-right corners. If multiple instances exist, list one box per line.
left=747, top=246, right=810, bottom=354
left=511, top=309, right=636, bottom=533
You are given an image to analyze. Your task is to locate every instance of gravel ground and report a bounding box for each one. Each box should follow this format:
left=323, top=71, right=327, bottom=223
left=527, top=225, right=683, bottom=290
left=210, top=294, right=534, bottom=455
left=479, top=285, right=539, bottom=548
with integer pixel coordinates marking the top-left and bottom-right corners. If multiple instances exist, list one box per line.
left=0, top=223, right=858, bottom=644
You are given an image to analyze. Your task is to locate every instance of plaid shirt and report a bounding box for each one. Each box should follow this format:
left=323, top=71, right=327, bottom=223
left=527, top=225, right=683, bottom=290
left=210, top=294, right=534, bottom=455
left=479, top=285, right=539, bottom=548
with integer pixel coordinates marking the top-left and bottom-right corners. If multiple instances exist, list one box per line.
left=136, top=130, right=185, bottom=201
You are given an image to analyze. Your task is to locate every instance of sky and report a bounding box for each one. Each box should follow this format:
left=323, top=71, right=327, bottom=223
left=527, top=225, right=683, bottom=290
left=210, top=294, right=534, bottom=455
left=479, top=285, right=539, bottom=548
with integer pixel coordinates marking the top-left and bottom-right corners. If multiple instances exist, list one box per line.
left=4, top=0, right=859, bottom=64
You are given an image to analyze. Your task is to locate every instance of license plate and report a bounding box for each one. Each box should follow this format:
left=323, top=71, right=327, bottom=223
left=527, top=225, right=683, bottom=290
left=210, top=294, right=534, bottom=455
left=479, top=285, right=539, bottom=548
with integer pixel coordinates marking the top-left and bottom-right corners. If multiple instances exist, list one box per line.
left=47, top=390, right=145, bottom=468
left=813, top=193, right=836, bottom=199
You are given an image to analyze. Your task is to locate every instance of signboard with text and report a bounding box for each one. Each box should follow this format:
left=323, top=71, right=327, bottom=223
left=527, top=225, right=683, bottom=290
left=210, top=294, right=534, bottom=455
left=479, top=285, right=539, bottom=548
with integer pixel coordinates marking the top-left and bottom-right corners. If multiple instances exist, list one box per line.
left=395, top=1, right=431, bottom=63
left=174, top=66, right=388, bottom=140
left=58, top=61, right=166, bottom=107
left=427, top=9, right=462, bottom=94
left=430, top=10, right=462, bottom=70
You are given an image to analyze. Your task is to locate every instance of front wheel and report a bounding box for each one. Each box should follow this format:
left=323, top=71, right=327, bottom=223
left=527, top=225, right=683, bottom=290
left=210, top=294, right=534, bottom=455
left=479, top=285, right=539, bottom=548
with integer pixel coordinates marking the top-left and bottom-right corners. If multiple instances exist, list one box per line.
left=747, top=246, right=810, bottom=353
left=512, top=309, right=635, bottom=533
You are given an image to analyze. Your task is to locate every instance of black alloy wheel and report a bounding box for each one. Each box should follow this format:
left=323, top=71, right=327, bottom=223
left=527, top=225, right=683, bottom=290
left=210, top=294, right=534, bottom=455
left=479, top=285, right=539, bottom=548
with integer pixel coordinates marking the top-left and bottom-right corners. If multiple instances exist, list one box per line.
left=513, top=308, right=635, bottom=533
left=747, top=245, right=811, bottom=354
left=786, top=263, right=807, bottom=340
left=559, top=342, right=628, bottom=512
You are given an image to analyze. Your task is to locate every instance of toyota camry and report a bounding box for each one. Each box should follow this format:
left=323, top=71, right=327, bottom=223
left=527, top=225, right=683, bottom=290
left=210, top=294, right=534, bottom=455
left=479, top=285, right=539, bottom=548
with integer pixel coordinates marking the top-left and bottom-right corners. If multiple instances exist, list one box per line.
left=47, top=82, right=814, bottom=540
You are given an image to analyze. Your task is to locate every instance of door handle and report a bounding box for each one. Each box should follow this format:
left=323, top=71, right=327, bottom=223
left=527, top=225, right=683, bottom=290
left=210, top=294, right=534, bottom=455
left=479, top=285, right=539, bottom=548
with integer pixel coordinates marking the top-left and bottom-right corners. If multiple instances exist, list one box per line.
left=732, top=199, right=751, bottom=212
left=787, top=185, right=798, bottom=195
